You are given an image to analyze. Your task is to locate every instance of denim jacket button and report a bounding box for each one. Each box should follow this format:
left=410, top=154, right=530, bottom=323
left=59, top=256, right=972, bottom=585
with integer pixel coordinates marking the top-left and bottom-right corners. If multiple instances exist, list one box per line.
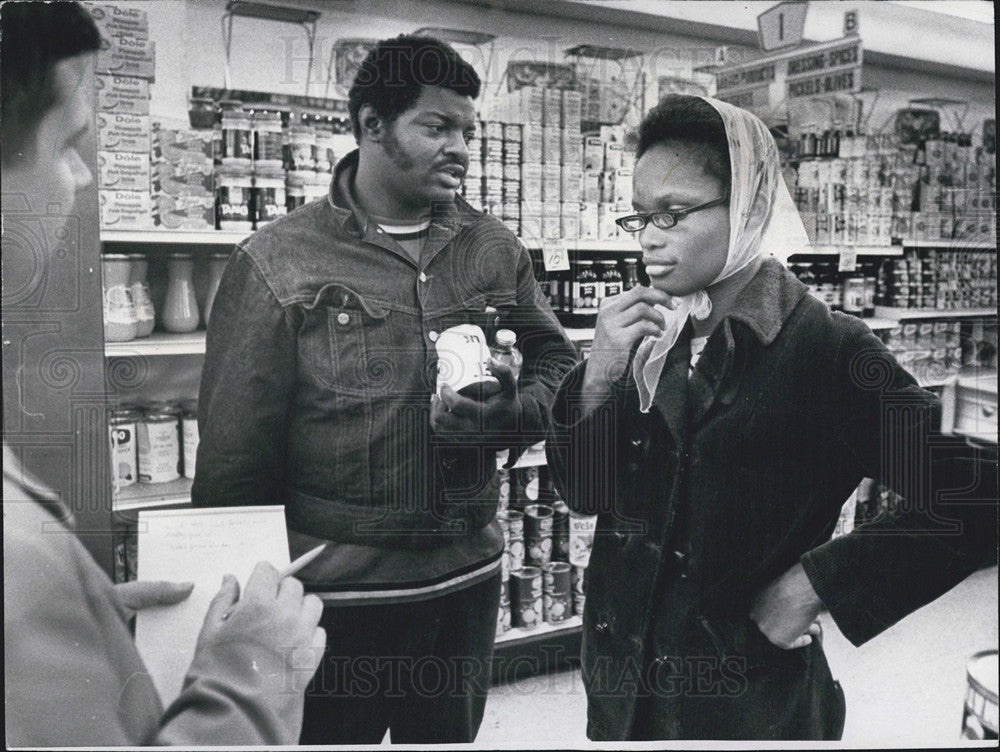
left=419, top=271, right=428, bottom=282
left=336, top=312, right=350, bottom=326
left=428, top=330, right=439, bottom=342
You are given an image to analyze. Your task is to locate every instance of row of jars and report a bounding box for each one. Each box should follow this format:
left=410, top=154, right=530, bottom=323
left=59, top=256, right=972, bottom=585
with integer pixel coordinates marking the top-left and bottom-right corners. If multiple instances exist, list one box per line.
left=215, top=165, right=329, bottom=232
left=102, top=253, right=228, bottom=342
left=109, top=400, right=198, bottom=491
left=218, top=107, right=348, bottom=174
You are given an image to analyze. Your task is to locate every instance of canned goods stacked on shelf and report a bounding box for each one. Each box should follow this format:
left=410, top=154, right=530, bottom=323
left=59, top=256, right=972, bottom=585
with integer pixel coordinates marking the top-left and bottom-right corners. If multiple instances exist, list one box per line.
left=791, top=120, right=997, bottom=247
left=495, top=466, right=596, bottom=637
left=877, top=249, right=997, bottom=311
left=788, top=260, right=877, bottom=317
left=109, top=399, right=199, bottom=493
left=462, top=85, right=636, bottom=242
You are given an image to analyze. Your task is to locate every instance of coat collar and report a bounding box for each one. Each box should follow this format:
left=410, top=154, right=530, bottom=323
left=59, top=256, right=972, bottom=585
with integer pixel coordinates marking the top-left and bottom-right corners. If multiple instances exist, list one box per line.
left=328, top=149, right=469, bottom=241
left=723, top=257, right=808, bottom=346
left=686, top=259, right=807, bottom=427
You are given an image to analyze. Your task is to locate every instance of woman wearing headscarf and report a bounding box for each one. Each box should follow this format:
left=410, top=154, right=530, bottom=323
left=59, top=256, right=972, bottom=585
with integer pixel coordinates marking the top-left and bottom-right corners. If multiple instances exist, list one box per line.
left=546, top=95, right=996, bottom=741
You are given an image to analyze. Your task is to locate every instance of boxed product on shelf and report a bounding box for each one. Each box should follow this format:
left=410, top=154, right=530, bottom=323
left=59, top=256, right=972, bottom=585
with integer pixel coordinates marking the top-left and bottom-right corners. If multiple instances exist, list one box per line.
left=542, top=88, right=563, bottom=126
left=95, top=74, right=150, bottom=115
left=152, top=160, right=213, bottom=198
left=97, top=150, right=150, bottom=192
left=583, top=136, right=603, bottom=171
left=97, top=113, right=151, bottom=153
left=153, top=193, right=215, bottom=230
left=85, top=2, right=149, bottom=35
left=562, top=90, right=582, bottom=128
left=99, top=190, right=153, bottom=230
left=152, top=125, right=214, bottom=162
left=96, top=36, right=156, bottom=80
left=542, top=126, right=562, bottom=164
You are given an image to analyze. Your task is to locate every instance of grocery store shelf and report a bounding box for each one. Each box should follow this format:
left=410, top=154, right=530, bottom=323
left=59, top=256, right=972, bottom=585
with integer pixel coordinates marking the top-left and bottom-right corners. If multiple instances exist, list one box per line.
left=105, top=332, right=207, bottom=356
left=112, top=477, right=193, bottom=512
left=521, top=238, right=640, bottom=253
left=874, top=306, right=998, bottom=321
left=495, top=615, right=582, bottom=644
left=101, top=229, right=250, bottom=245
left=896, top=239, right=997, bottom=249
left=863, top=317, right=898, bottom=331
left=565, top=328, right=595, bottom=342
left=804, top=245, right=903, bottom=256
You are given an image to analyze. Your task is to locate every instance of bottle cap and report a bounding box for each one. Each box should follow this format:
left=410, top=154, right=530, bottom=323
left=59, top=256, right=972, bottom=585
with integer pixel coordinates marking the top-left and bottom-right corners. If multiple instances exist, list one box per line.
left=496, top=329, right=517, bottom=348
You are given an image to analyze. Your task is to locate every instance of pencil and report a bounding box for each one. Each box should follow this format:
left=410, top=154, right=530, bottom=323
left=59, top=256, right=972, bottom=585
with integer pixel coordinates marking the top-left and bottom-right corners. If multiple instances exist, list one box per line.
left=279, top=543, right=327, bottom=578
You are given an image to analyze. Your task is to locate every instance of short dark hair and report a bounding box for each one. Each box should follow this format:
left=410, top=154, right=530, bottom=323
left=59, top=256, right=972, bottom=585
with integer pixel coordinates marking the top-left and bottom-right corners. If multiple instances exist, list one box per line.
left=348, top=34, right=480, bottom=142
left=637, top=95, right=731, bottom=193
left=1, top=1, right=101, bottom=168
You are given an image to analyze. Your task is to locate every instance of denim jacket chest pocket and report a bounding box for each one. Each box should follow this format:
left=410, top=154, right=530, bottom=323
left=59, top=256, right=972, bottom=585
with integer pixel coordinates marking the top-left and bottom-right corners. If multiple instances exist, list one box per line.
left=299, top=283, right=395, bottom=397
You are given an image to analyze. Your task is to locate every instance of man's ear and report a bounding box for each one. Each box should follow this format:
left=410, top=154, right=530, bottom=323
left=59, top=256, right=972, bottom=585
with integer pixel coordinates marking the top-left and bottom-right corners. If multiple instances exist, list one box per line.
left=358, top=104, right=384, bottom=143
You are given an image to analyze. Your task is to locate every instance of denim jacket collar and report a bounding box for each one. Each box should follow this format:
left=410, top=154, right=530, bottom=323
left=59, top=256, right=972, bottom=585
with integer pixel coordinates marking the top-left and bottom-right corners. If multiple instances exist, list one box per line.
left=328, top=150, right=469, bottom=242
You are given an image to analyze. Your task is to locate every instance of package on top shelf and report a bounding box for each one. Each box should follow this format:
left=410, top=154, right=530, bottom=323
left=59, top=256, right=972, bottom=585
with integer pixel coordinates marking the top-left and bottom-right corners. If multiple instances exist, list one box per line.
left=85, top=2, right=149, bottom=35
left=560, top=165, right=582, bottom=201
left=152, top=125, right=214, bottom=161
left=152, top=159, right=213, bottom=198
left=583, top=136, right=603, bottom=172
left=98, top=150, right=150, bottom=192
left=613, top=168, right=633, bottom=205
left=521, top=124, right=543, bottom=163
left=561, top=130, right=583, bottom=166
left=541, top=126, right=562, bottom=165
left=579, top=202, right=599, bottom=239
left=97, top=113, right=150, bottom=153
left=95, top=74, right=149, bottom=115
left=561, top=90, right=582, bottom=129
left=542, top=88, right=563, bottom=126
left=96, top=36, right=156, bottom=80
left=153, top=193, right=215, bottom=230
left=100, top=190, right=153, bottom=230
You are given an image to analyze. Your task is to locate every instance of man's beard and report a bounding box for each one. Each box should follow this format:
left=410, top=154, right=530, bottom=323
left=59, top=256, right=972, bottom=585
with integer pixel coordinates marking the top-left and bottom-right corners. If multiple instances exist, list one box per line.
left=382, top=125, right=416, bottom=172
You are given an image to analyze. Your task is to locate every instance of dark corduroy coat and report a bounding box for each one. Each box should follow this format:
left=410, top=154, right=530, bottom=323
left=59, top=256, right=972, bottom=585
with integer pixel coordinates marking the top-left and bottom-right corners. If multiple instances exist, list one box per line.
left=547, top=259, right=997, bottom=741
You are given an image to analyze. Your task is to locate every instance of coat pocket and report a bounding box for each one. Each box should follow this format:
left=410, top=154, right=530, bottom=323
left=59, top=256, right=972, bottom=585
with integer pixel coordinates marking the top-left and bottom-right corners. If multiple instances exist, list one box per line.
left=699, top=614, right=809, bottom=672
left=300, top=283, right=393, bottom=396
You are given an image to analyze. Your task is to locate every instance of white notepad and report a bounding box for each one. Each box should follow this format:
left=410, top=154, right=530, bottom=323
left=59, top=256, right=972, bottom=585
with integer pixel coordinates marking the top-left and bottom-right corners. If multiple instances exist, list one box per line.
left=134, top=505, right=290, bottom=706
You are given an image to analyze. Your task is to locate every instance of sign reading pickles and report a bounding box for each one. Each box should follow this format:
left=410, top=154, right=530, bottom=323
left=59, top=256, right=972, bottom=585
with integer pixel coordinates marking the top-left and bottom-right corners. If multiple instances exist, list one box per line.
left=713, top=37, right=863, bottom=117
left=785, top=39, right=863, bottom=99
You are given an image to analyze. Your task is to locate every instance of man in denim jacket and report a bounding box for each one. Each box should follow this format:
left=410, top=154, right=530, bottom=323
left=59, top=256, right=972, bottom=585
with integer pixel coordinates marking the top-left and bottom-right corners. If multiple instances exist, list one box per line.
left=192, top=35, right=576, bottom=744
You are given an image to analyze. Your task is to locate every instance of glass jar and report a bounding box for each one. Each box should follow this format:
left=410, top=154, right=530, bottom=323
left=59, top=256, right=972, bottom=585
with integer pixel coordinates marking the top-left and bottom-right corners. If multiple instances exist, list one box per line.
left=304, top=170, right=328, bottom=203
left=102, top=253, right=138, bottom=342
left=600, top=260, right=623, bottom=298
left=220, top=106, right=253, bottom=165
left=109, top=408, right=141, bottom=491
left=127, top=253, right=155, bottom=337
left=286, top=124, right=316, bottom=172
left=286, top=171, right=308, bottom=212
left=162, top=253, right=200, bottom=333
left=252, top=110, right=284, bottom=171
left=253, top=169, right=287, bottom=228
left=621, top=258, right=640, bottom=291
left=313, top=129, right=336, bottom=174
left=215, top=164, right=253, bottom=231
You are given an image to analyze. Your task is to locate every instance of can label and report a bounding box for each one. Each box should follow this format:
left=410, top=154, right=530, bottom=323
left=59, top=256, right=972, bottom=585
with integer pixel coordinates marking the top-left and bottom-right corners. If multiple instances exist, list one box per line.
left=569, top=513, right=597, bottom=567
left=109, top=420, right=138, bottom=490
left=511, top=567, right=543, bottom=629
left=182, top=415, right=199, bottom=479
left=137, top=418, right=180, bottom=483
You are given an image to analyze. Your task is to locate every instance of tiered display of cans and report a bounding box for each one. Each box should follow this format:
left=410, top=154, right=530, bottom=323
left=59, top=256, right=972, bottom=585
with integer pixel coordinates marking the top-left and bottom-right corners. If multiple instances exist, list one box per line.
left=496, top=465, right=597, bottom=637
left=877, top=249, right=997, bottom=311
left=463, top=86, right=636, bottom=242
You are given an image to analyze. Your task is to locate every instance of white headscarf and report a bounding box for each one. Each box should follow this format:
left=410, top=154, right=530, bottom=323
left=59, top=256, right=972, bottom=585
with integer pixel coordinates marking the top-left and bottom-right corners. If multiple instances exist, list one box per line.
left=633, top=96, right=810, bottom=413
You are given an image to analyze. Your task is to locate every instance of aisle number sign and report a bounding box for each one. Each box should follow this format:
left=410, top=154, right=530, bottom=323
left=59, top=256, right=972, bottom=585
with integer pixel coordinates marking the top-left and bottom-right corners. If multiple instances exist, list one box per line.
left=714, top=38, right=863, bottom=116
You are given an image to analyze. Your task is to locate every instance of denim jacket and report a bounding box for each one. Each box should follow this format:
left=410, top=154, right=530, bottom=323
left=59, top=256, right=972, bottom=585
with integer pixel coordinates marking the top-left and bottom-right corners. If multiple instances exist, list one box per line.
left=192, top=151, right=577, bottom=588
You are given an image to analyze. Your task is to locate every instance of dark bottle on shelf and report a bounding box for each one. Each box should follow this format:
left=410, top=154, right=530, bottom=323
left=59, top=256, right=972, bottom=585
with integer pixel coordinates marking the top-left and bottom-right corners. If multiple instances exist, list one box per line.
left=621, top=258, right=640, bottom=291
left=601, top=260, right=623, bottom=299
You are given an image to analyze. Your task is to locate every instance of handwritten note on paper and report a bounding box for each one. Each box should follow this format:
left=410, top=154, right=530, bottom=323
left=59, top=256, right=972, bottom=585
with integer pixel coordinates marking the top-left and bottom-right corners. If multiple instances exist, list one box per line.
left=134, top=506, right=290, bottom=706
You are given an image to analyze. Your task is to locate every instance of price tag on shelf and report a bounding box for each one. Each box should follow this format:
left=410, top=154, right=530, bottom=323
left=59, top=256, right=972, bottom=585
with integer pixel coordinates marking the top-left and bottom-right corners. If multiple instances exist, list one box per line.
left=541, top=239, right=570, bottom=272
left=838, top=246, right=858, bottom=272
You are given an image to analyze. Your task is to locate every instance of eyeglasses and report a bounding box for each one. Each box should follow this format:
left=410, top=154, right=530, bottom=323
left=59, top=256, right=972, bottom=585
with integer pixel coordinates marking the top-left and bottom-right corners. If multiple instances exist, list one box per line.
left=615, top=195, right=729, bottom=233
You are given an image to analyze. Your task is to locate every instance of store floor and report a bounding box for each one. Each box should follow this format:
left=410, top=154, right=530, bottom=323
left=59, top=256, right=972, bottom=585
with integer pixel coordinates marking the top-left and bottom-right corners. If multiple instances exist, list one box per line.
left=475, top=566, right=998, bottom=747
